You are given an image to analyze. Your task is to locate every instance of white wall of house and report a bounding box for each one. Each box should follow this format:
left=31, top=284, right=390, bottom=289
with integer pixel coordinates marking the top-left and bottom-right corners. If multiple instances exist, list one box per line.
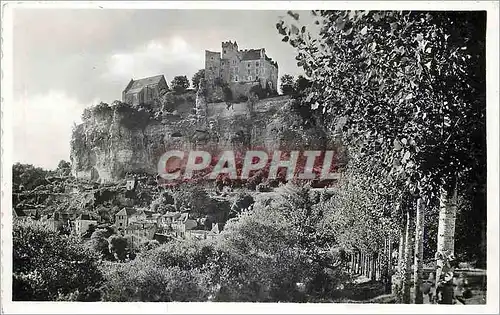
left=75, top=219, right=97, bottom=235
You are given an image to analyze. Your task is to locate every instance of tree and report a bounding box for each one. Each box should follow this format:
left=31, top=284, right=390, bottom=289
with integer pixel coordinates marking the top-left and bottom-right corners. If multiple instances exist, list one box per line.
left=89, top=229, right=112, bottom=260
left=171, top=75, right=190, bottom=94
left=192, top=69, right=205, bottom=90
left=293, top=75, right=311, bottom=97
left=12, top=163, right=49, bottom=191
left=280, top=74, right=295, bottom=95
left=13, top=220, right=104, bottom=301
left=108, top=235, right=130, bottom=262
left=277, top=10, right=485, bottom=303
left=56, top=160, right=71, bottom=176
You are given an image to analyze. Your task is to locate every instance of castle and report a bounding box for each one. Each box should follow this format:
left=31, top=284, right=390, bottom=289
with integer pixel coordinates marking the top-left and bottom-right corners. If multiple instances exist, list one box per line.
left=204, top=41, right=279, bottom=102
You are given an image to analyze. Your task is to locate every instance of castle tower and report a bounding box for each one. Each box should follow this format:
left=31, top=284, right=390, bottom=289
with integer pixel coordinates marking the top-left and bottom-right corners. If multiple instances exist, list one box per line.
left=221, top=41, right=240, bottom=84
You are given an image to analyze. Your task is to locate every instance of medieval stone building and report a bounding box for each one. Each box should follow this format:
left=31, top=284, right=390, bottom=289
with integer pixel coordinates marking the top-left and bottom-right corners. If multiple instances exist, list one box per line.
left=204, top=41, right=279, bottom=102
left=122, top=74, right=168, bottom=106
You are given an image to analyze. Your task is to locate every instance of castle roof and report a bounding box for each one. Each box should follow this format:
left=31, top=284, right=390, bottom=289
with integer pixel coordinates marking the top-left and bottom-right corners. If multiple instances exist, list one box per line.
left=124, top=75, right=165, bottom=94
left=241, top=49, right=262, bottom=61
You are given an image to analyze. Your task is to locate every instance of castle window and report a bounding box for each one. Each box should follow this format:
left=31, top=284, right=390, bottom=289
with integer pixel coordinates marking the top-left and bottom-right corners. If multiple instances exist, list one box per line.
left=247, top=69, right=250, bottom=74
left=256, top=62, right=259, bottom=67
left=248, top=76, right=252, bottom=81
left=211, top=57, right=213, bottom=60
left=247, top=63, right=250, bottom=67
left=235, top=76, right=238, bottom=82
left=232, top=60, right=235, bottom=65
left=223, top=50, right=227, bottom=54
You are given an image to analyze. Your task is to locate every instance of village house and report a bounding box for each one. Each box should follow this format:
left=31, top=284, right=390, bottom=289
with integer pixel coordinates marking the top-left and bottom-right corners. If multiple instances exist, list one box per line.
left=74, top=213, right=98, bottom=236
left=125, top=222, right=158, bottom=248
left=171, top=213, right=198, bottom=238
left=43, top=211, right=74, bottom=232
left=122, top=74, right=168, bottom=107
left=115, top=207, right=137, bottom=232
left=158, top=212, right=181, bottom=230
left=13, top=208, right=41, bottom=221
left=185, top=229, right=219, bottom=241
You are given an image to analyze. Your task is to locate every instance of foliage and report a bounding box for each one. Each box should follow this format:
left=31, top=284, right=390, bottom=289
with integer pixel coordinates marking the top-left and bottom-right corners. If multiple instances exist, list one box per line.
left=172, top=184, right=212, bottom=214
left=192, top=69, right=205, bottom=90
left=278, top=10, right=486, bottom=198
left=160, top=91, right=196, bottom=112
left=139, top=240, right=161, bottom=252
left=249, top=84, right=267, bottom=100
left=101, top=262, right=209, bottom=302
left=108, top=235, right=131, bottom=262
left=101, top=239, right=214, bottom=301
left=56, top=160, right=71, bottom=177
left=13, top=220, right=104, bottom=301
left=229, top=192, right=255, bottom=219
left=280, top=74, right=295, bottom=95
left=210, top=183, right=349, bottom=301
left=171, top=75, right=190, bottom=94
left=12, top=163, right=51, bottom=191
left=89, top=229, right=112, bottom=260
left=277, top=11, right=486, bottom=275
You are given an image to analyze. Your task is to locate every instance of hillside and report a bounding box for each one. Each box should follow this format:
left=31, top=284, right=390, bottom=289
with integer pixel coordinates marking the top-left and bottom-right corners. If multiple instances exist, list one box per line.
left=69, top=94, right=337, bottom=183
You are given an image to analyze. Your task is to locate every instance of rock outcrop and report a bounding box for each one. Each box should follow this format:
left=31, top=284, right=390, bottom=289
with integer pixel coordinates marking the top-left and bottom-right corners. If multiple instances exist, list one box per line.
left=70, top=96, right=337, bottom=183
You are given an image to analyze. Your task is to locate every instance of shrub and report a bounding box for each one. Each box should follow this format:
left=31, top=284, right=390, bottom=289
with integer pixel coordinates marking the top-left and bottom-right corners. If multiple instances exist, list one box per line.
left=13, top=220, right=104, bottom=301
left=249, top=84, right=267, bottom=100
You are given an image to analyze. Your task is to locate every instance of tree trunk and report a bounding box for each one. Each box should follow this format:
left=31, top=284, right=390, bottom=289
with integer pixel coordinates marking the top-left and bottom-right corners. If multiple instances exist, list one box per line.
left=435, top=180, right=458, bottom=304
left=393, top=226, right=406, bottom=299
left=357, top=252, right=362, bottom=274
left=350, top=252, right=355, bottom=273
left=387, top=234, right=392, bottom=283
left=361, top=252, right=365, bottom=276
left=398, top=227, right=405, bottom=275
left=402, top=210, right=415, bottom=304
left=413, top=197, right=425, bottom=304
left=371, top=252, right=378, bottom=281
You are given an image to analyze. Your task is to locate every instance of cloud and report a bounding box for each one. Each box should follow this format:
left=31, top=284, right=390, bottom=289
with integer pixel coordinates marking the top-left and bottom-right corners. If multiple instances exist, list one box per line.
left=103, top=36, right=204, bottom=83
left=13, top=91, right=95, bottom=169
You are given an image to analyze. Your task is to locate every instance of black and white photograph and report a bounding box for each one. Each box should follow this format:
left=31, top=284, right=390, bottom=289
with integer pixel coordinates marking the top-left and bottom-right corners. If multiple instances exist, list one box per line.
left=1, top=1, right=498, bottom=313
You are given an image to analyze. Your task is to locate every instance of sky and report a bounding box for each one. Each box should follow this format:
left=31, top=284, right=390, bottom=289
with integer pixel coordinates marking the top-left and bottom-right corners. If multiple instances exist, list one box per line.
left=12, top=8, right=314, bottom=169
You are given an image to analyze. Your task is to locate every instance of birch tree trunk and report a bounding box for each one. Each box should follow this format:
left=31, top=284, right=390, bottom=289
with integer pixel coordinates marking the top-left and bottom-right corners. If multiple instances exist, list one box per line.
left=402, top=210, right=415, bottom=304
left=435, top=180, right=458, bottom=304
left=413, top=197, right=425, bottom=304
left=393, top=226, right=406, bottom=299
left=351, top=252, right=355, bottom=273
left=398, top=227, right=405, bottom=275
left=371, top=252, right=378, bottom=281
left=385, top=235, right=393, bottom=293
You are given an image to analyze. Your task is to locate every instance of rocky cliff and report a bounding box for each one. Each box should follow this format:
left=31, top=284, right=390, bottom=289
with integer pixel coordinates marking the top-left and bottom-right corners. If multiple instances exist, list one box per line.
left=70, top=94, right=338, bottom=183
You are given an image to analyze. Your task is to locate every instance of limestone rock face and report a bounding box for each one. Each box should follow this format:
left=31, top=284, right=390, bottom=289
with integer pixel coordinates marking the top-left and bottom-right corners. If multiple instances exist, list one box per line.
left=70, top=96, right=337, bottom=183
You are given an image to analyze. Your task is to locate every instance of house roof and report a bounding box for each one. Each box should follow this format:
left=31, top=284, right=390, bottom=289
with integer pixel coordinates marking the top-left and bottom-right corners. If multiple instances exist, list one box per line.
left=126, top=221, right=157, bottom=231
left=78, top=213, right=96, bottom=221
left=51, top=211, right=73, bottom=221
left=241, top=49, right=262, bottom=61
left=124, top=75, right=165, bottom=95
left=116, top=207, right=137, bottom=217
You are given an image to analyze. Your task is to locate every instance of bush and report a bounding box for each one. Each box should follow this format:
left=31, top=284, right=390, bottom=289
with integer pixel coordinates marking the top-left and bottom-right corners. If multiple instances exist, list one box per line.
left=101, top=262, right=210, bottom=302
left=13, top=221, right=104, bottom=301
left=249, top=84, right=267, bottom=100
